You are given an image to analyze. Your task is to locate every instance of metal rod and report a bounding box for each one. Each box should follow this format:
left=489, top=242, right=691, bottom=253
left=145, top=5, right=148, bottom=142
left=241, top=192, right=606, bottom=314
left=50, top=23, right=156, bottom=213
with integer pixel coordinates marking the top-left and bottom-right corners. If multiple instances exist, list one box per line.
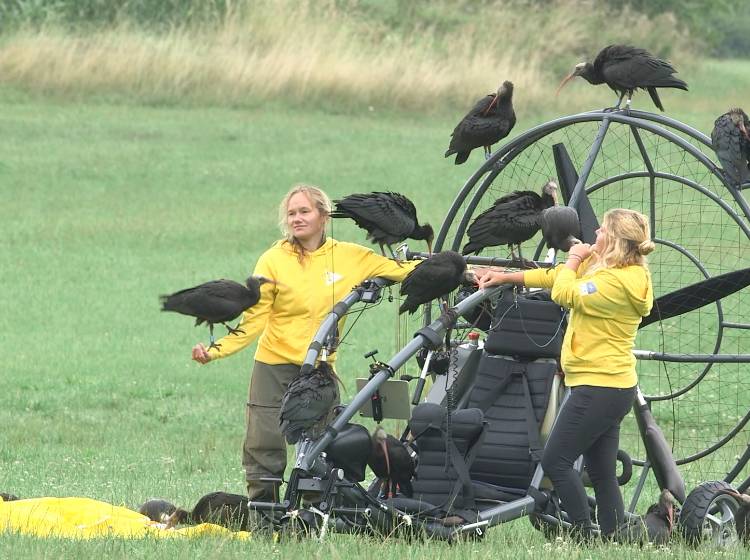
left=568, top=117, right=611, bottom=211
left=633, top=350, right=750, bottom=363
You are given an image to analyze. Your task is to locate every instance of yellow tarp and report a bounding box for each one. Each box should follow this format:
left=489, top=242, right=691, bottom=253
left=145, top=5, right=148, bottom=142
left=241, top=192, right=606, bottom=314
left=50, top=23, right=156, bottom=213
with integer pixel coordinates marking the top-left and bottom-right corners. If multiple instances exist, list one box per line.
left=0, top=496, right=251, bottom=539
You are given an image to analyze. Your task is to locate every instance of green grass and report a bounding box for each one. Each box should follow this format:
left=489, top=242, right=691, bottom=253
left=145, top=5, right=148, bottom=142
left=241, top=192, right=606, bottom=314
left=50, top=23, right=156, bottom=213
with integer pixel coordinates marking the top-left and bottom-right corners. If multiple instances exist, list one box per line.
left=2, top=80, right=750, bottom=557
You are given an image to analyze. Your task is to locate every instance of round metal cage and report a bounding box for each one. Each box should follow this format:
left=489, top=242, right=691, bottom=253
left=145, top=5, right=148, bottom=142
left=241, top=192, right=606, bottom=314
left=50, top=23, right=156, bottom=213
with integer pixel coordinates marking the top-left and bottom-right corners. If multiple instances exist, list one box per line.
left=434, top=108, right=750, bottom=491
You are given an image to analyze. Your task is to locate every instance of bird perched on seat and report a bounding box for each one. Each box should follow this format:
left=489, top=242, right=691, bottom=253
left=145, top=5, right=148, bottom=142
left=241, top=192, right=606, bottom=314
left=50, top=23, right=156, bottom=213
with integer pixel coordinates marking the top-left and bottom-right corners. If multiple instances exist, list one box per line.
left=332, top=191, right=434, bottom=257
left=711, top=108, right=750, bottom=187
left=556, top=45, right=688, bottom=111
left=399, top=251, right=468, bottom=315
left=368, top=426, right=416, bottom=498
left=462, top=180, right=558, bottom=259
left=445, top=80, right=516, bottom=165
left=279, top=361, right=340, bottom=444
left=138, top=498, right=177, bottom=523
left=615, top=489, right=676, bottom=545
left=165, top=491, right=250, bottom=530
left=160, top=276, right=275, bottom=349
left=538, top=205, right=582, bottom=252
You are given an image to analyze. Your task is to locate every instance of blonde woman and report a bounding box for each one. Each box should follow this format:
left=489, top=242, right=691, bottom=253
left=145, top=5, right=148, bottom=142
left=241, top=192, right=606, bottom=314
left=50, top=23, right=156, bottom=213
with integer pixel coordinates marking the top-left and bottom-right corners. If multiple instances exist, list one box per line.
left=475, top=208, right=655, bottom=539
left=191, top=185, right=417, bottom=501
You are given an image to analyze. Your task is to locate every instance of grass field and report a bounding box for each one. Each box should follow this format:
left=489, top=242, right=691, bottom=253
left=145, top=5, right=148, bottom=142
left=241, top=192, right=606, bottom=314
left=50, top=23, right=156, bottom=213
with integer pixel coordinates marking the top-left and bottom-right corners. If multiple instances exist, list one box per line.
left=2, top=56, right=750, bottom=557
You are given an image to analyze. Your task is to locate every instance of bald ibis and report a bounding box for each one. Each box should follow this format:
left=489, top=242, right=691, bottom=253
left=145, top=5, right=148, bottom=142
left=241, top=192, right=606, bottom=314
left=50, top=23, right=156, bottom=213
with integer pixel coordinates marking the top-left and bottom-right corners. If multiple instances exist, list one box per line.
left=165, top=492, right=250, bottom=530
left=734, top=492, right=750, bottom=543
left=160, top=276, right=274, bottom=349
left=711, top=108, right=750, bottom=186
left=368, top=426, right=416, bottom=497
left=557, top=45, right=688, bottom=111
left=332, top=191, right=434, bottom=256
left=445, top=81, right=516, bottom=165
left=138, top=499, right=177, bottom=523
left=462, top=180, right=558, bottom=258
left=615, top=489, right=676, bottom=545
left=279, top=361, right=340, bottom=444
left=539, top=205, right=582, bottom=252
left=399, top=251, right=467, bottom=314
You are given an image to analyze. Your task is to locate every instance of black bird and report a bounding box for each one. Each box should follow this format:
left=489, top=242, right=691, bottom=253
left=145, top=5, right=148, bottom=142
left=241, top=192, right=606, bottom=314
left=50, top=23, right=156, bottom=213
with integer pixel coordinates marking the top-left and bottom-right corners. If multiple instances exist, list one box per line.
left=615, top=489, right=676, bottom=545
left=0, top=492, right=19, bottom=502
left=399, top=251, right=467, bottom=315
left=160, top=276, right=274, bottom=349
left=332, top=191, right=434, bottom=257
left=711, top=108, right=750, bottom=186
left=557, top=45, right=688, bottom=111
left=462, top=180, right=558, bottom=258
left=445, top=80, right=516, bottom=165
left=165, top=491, right=250, bottom=530
left=138, top=498, right=177, bottom=523
left=733, top=492, right=750, bottom=544
left=368, top=426, right=416, bottom=498
left=279, top=361, right=340, bottom=444
left=539, top=206, right=582, bottom=252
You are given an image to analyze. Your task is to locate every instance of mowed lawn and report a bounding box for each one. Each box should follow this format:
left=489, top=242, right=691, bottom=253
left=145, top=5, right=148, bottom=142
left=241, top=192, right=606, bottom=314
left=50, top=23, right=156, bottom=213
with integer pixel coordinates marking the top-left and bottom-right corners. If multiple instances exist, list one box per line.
left=1, top=86, right=749, bottom=558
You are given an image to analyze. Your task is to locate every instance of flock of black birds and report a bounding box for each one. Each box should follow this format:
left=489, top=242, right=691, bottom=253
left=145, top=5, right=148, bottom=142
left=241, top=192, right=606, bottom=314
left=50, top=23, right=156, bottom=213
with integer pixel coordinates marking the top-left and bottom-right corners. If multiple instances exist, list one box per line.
left=156, top=43, right=748, bottom=535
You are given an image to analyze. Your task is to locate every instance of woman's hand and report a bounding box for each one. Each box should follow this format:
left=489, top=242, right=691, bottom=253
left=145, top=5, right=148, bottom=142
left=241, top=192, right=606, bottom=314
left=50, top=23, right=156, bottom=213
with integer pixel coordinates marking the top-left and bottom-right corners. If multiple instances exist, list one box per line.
left=569, top=243, right=592, bottom=260
left=192, top=343, right=212, bottom=364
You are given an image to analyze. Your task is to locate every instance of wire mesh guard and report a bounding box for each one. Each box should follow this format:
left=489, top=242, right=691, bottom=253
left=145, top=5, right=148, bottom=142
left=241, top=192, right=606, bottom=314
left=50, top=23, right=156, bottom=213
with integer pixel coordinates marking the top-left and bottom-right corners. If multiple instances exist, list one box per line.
left=434, top=109, right=750, bottom=489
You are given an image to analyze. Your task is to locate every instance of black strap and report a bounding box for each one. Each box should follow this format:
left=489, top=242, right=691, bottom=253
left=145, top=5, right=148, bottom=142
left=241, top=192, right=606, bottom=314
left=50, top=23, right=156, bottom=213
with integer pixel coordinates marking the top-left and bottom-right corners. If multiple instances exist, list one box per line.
left=475, top=361, right=525, bottom=412
left=520, top=372, right=544, bottom=462
left=437, top=422, right=486, bottom=514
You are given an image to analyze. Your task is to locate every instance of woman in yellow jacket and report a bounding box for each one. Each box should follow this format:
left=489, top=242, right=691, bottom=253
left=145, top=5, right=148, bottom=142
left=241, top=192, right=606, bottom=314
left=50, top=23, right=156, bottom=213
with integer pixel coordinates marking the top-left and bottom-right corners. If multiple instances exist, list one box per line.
left=476, top=208, right=654, bottom=539
left=191, top=185, right=416, bottom=501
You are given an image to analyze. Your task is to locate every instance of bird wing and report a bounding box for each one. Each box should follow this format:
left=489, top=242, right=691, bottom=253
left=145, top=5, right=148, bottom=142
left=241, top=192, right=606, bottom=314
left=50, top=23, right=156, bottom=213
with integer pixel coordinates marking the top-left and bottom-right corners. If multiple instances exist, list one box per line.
left=160, top=280, right=251, bottom=323
left=332, top=192, right=413, bottom=243
left=279, top=365, right=339, bottom=443
left=399, top=252, right=466, bottom=313
left=599, top=46, right=686, bottom=90
left=712, top=113, right=750, bottom=185
left=463, top=192, right=543, bottom=251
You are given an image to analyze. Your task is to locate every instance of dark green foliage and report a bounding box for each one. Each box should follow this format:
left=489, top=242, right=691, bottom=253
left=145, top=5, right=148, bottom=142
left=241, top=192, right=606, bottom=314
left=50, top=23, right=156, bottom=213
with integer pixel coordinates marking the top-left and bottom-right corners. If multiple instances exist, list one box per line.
left=611, top=0, right=750, bottom=57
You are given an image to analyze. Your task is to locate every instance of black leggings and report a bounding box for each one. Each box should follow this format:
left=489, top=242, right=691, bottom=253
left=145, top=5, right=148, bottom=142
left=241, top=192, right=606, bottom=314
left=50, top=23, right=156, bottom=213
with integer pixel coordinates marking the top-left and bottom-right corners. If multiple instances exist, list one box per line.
left=541, top=384, right=635, bottom=535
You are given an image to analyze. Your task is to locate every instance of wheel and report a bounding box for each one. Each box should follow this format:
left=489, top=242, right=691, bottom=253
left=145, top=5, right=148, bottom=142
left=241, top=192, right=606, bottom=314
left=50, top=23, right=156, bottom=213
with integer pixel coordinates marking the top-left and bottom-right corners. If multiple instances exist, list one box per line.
left=679, top=480, right=741, bottom=546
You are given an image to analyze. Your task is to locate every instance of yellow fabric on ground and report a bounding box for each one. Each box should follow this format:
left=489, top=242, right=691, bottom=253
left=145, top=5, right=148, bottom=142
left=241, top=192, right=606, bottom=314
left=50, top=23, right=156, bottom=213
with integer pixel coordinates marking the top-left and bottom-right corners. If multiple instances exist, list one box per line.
left=0, top=497, right=251, bottom=539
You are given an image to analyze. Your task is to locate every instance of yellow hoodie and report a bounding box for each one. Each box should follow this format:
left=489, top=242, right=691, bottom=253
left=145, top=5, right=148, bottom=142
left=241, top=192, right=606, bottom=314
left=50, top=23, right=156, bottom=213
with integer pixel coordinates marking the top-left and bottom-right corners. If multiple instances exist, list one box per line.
left=523, top=259, right=653, bottom=388
left=206, top=238, right=416, bottom=365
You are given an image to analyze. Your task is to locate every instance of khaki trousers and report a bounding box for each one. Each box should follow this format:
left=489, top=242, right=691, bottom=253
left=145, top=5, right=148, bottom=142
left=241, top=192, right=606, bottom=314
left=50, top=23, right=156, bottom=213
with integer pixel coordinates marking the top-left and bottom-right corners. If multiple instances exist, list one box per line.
left=244, top=361, right=300, bottom=501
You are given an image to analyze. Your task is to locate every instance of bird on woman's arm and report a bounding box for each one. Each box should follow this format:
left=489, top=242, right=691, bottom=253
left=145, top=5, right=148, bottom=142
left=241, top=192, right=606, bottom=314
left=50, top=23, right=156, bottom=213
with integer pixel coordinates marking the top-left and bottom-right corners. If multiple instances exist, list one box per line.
left=160, top=275, right=276, bottom=350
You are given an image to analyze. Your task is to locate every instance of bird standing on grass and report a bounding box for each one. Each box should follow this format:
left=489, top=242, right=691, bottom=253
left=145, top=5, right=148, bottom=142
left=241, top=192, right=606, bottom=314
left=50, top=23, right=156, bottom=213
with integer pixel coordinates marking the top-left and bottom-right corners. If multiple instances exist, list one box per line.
left=711, top=108, right=750, bottom=186
left=733, top=491, right=750, bottom=543
left=368, top=426, right=416, bottom=498
left=160, top=276, right=275, bottom=350
left=462, top=180, right=558, bottom=259
left=445, top=80, right=516, bottom=165
left=556, top=45, right=688, bottom=111
left=331, top=191, right=434, bottom=258
left=615, top=489, right=676, bottom=545
left=279, top=361, right=340, bottom=444
left=399, top=251, right=468, bottom=314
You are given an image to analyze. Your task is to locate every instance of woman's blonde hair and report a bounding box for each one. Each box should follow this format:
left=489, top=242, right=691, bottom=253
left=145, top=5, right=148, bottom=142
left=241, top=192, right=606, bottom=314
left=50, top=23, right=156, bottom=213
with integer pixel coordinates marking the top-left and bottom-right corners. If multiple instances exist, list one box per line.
left=277, top=184, right=332, bottom=261
left=587, top=208, right=655, bottom=272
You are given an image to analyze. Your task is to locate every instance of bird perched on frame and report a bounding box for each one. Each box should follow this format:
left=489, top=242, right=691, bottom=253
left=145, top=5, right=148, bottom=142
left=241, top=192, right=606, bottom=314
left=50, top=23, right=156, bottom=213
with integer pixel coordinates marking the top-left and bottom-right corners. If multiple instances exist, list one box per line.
left=462, top=180, right=558, bottom=259
left=368, top=426, right=416, bottom=498
left=160, top=276, right=275, bottom=350
left=279, top=361, right=340, bottom=444
left=332, top=191, right=434, bottom=258
left=538, top=205, right=582, bottom=252
left=445, top=80, right=516, bottom=165
left=399, top=251, right=468, bottom=315
left=556, top=44, right=688, bottom=111
left=711, top=108, right=750, bottom=187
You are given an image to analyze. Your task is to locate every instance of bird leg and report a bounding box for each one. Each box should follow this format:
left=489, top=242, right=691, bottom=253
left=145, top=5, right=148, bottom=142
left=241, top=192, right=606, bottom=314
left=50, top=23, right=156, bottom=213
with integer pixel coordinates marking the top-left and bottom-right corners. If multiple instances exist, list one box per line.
left=207, top=324, right=222, bottom=351
left=386, top=243, right=404, bottom=266
left=222, top=322, right=245, bottom=336
left=484, top=145, right=492, bottom=160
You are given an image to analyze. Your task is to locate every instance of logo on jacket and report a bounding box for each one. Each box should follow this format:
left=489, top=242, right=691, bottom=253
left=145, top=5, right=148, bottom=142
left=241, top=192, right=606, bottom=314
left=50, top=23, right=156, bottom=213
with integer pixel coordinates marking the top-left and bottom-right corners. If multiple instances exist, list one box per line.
left=580, top=281, right=597, bottom=295
left=325, top=271, right=343, bottom=285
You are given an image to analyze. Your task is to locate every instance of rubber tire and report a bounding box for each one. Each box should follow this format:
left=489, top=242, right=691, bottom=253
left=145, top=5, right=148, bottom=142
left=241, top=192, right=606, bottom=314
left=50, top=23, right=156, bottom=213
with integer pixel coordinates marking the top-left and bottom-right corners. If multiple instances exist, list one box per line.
left=679, top=480, right=741, bottom=546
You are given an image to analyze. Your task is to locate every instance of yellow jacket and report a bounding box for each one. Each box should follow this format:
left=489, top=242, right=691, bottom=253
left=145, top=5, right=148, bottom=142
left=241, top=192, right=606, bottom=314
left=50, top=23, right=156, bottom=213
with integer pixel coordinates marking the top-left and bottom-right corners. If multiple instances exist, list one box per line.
left=207, top=238, right=416, bottom=365
left=523, top=259, right=653, bottom=388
